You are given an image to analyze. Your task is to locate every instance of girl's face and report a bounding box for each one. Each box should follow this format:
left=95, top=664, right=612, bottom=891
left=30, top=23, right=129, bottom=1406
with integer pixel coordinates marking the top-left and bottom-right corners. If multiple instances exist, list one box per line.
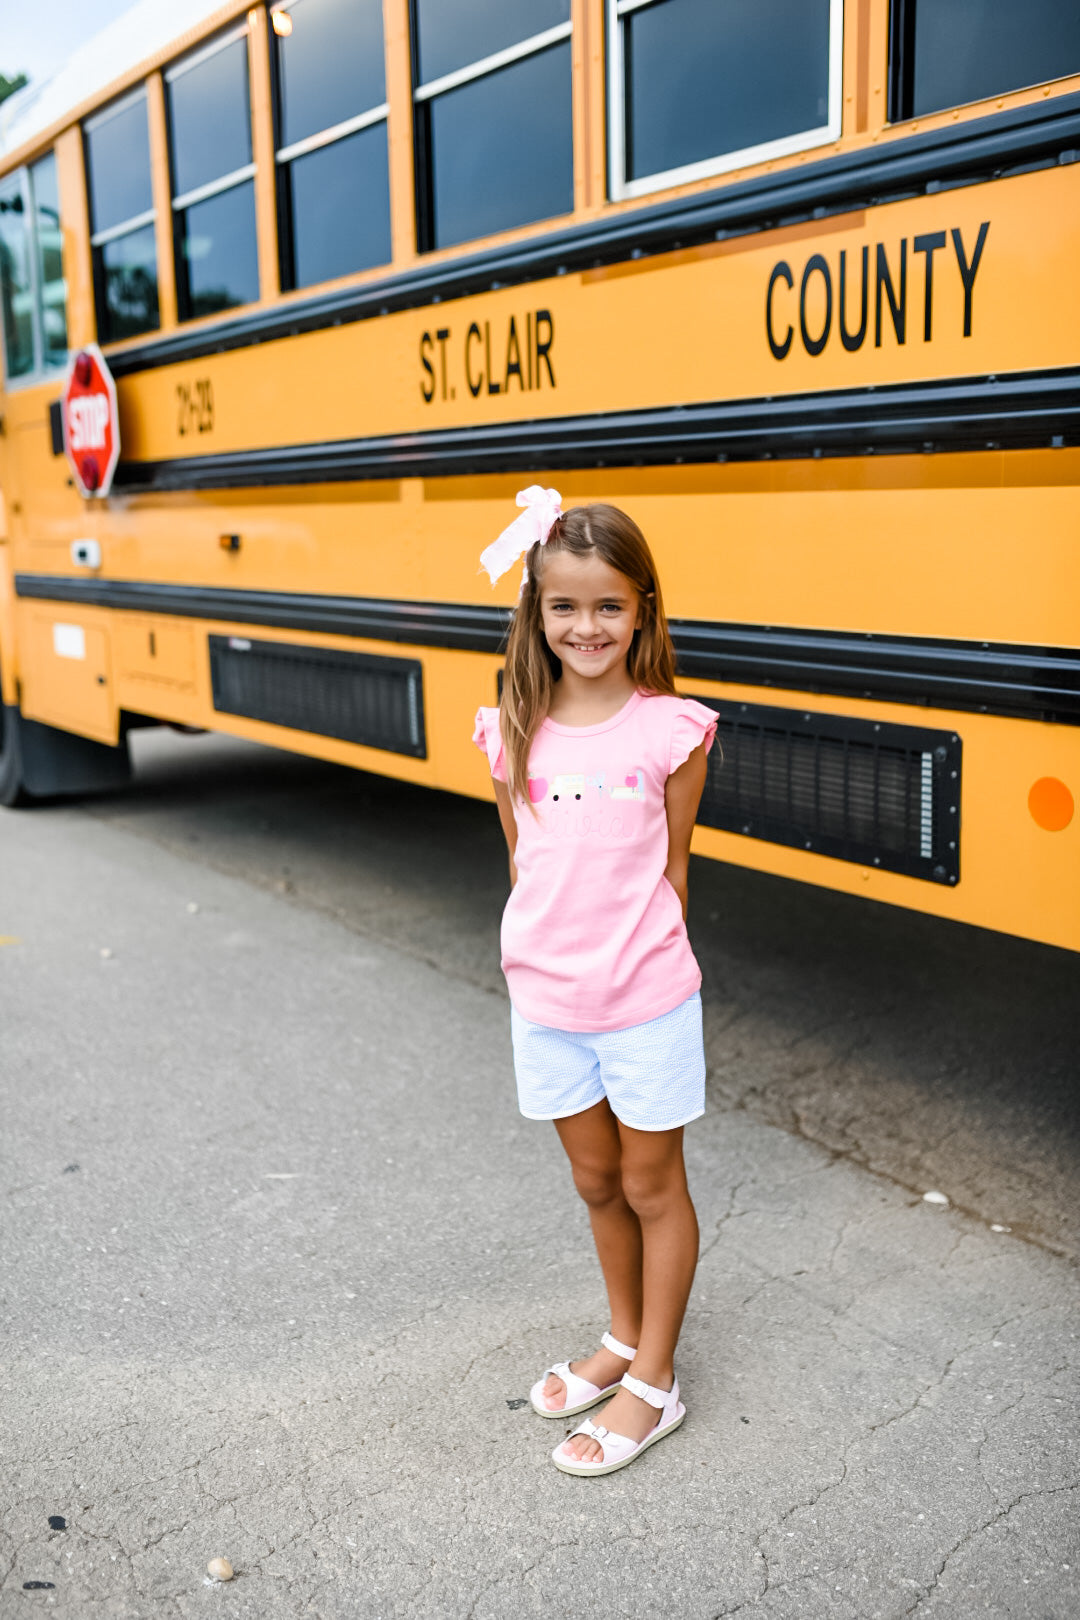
left=538, top=550, right=643, bottom=683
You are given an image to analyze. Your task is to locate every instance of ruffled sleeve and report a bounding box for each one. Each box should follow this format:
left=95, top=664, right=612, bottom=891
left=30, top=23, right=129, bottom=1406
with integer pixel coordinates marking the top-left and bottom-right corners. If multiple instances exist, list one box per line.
left=669, top=698, right=718, bottom=776
left=472, top=706, right=507, bottom=781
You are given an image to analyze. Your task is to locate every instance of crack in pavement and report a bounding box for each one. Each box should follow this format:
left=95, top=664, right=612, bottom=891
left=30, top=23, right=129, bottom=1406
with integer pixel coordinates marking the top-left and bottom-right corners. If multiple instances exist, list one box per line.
left=903, top=1481, right=1080, bottom=1614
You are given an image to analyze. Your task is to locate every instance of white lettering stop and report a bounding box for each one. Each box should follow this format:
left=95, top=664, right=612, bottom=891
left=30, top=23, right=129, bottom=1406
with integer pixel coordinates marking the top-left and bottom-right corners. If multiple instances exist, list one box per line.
left=68, top=394, right=110, bottom=451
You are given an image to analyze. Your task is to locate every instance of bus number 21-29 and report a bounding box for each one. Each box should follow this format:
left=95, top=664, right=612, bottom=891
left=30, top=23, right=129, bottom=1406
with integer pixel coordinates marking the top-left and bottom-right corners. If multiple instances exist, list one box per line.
left=176, top=378, right=214, bottom=437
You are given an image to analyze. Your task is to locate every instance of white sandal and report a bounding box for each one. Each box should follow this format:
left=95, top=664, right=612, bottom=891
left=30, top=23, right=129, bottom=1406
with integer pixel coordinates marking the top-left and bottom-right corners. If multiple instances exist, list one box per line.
left=528, top=1331, right=638, bottom=1418
left=552, top=1371, right=686, bottom=1475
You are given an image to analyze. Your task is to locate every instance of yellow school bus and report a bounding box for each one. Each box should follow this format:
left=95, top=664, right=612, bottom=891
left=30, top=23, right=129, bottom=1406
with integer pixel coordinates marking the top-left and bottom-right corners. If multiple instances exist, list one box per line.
left=0, top=0, right=1077, bottom=951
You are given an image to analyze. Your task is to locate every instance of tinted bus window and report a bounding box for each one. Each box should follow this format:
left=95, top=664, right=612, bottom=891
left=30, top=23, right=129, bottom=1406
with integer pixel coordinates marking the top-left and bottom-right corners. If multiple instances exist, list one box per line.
left=179, top=185, right=259, bottom=319
left=894, top=0, right=1080, bottom=119
left=275, top=0, right=384, bottom=146
left=273, top=0, right=391, bottom=290
left=285, top=123, right=390, bottom=289
left=413, top=2, right=573, bottom=251
left=85, top=89, right=159, bottom=343
left=168, top=36, right=253, bottom=197
left=0, top=176, right=34, bottom=378
left=609, top=0, right=838, bottom=199
left=84, top=91, right=153, bottom=234
left=167, top=29, right=258, bottom=320
left=98, top=227, right=159, bottom=342
left=29, top=153, right=68, bottom=367
left=0, top=157, right=69, bottom=383
left=413, top=0, right=568, bottom=84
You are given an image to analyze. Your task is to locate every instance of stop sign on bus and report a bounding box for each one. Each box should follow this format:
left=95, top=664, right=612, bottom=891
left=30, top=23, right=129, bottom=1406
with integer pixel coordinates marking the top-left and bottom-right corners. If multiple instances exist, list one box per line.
left=62, top=344, right=120, bottom=497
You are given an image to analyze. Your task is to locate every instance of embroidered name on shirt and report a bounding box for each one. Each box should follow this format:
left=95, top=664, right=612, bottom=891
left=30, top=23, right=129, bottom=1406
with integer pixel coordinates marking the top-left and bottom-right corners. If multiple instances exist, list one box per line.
left=544, top=805, right=637, bottom=840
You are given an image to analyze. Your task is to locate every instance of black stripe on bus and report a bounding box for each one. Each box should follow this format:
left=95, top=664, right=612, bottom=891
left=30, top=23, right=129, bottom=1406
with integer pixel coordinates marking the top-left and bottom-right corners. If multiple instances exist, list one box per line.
left=110, top=369, right=1080, bottom=492
left=15, top=574, right=1080, bottom=725
left=104, top=89, right=1080, bottom=380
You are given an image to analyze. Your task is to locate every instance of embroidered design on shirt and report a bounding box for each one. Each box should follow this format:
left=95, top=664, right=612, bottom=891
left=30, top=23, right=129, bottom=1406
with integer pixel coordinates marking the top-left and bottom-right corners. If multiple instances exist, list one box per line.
left=526, top=764, right=649, bottom=840
left=609, top=770, right=645, bottom=801
left=528, top=766, right=646, bottom=806
left=549, top=773, right=585, bottom=802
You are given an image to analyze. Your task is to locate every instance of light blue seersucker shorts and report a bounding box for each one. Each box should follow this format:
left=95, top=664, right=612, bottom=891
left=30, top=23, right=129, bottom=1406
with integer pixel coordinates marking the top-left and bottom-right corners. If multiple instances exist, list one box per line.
left=509, top=992, right=705, bottom=1131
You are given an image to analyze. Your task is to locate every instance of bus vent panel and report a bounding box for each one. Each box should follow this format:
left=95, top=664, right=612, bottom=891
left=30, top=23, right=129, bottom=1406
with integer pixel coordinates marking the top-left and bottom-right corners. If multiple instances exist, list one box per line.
left=208, top=636, right=426, bottom=759
left=696, top=700, right=961, bottom=885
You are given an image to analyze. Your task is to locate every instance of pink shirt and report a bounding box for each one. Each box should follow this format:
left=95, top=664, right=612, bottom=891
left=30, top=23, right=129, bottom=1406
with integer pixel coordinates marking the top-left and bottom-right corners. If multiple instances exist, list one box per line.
left=473, top=689, right=718, bottom=1032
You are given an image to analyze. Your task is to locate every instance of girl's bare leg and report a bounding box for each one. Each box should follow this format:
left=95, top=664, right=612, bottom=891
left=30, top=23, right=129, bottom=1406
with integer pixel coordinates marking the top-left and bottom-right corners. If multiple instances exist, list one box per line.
left=540, top=1099, right=644, bottom=1409
left=559, top=1122, right=698, bottom=1461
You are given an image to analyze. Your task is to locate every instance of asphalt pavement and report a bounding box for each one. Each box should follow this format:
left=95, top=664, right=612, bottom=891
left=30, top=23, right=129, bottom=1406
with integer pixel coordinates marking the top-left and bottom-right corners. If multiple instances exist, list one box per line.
left=1, top=727, right=1078, bottom=1619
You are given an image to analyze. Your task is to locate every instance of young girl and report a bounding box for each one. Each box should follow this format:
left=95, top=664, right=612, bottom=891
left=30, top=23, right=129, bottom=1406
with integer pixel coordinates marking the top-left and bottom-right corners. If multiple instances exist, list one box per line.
left=473, top=489, right=717, bottom=1477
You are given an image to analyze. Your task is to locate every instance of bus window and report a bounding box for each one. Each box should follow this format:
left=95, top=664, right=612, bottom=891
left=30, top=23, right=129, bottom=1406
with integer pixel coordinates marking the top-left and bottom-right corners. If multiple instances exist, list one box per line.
left=0, top=155, right=69, bottom=385
left=85, top=89, right=159, bottom=343
left=272, top=0, right=391, bottom=291
left=167, top=27, right=259, bottom=320
left=0, top=174, right=34, bottom=379
left=412, top=0, right=572, bottom=252
left=29, top=153, right=68, bottom=368
left=608, top=0, right=838, bottom=201
left=891, top=0, right=1080, bottom=120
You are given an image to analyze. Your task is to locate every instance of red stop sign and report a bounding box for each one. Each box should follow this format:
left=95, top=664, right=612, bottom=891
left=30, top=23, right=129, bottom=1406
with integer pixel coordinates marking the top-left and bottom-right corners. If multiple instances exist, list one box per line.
left=62, top=344, right=120, bottom=498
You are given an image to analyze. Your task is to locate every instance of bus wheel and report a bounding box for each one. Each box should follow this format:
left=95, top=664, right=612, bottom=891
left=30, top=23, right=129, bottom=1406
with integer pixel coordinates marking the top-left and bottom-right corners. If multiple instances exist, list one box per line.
left=0, top=701, right=131, bottom=808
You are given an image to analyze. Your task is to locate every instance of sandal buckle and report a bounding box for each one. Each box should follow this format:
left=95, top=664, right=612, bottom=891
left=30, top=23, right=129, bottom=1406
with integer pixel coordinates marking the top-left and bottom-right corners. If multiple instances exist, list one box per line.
left=621, top=1372, right=650, bottom=1402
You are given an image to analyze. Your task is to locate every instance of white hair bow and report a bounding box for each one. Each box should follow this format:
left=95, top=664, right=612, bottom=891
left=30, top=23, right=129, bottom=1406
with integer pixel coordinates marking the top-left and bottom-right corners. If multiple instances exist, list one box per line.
left=479, top=485, right=563, bottom=587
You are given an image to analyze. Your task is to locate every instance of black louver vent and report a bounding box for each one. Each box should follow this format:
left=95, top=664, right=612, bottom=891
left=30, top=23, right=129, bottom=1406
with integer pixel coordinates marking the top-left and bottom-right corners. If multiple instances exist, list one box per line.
left=208, top=636, right=425, bottom=758
left=696, top=698, right=961, bottom=884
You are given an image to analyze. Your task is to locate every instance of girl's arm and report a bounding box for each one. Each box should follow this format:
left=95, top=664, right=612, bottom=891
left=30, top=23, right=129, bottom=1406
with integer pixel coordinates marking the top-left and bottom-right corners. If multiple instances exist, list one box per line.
left=664, top=742, right=709, bottom=919
left=493, top=778, right=519, bottom=888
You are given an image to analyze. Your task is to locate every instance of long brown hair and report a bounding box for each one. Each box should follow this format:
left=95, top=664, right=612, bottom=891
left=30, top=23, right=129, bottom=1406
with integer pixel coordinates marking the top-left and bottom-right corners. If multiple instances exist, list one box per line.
left=500, top=502, right=677, bottom=806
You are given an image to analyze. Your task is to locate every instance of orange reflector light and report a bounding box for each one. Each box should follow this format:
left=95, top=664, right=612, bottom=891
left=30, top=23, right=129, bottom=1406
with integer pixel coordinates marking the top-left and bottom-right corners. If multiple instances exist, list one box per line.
left=1028, top=777, right=1074, bottom=832
left=272, top=8, right=293, bottom=34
